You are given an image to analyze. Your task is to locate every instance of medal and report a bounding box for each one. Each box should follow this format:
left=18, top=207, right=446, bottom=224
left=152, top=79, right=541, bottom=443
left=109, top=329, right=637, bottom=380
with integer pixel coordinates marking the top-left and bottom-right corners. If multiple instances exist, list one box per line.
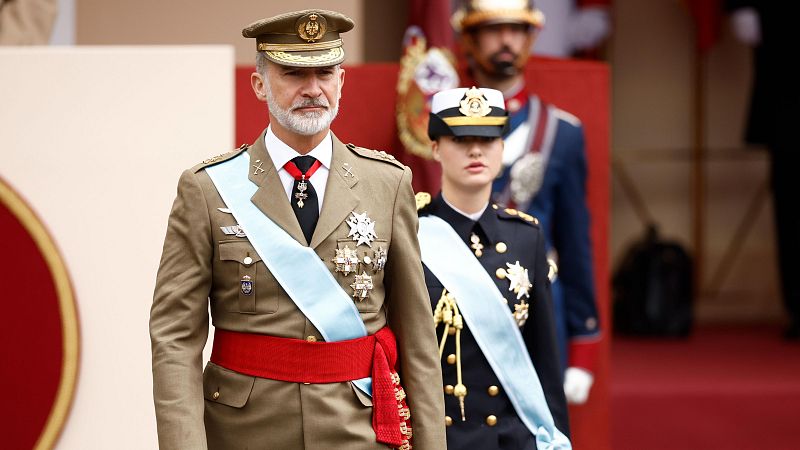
left=294, top=176, right=309, bottom=208
left=372, top=246, right=387, bottom=272
left=346, top=211, right=377, bottom=247
left=505, top=261, right=532, bottom=300
left=332, top=246, right=360, bottom=276
left=350, top=271, right=374, bottom=301
left=240, top=275, right=253, bottom=296
left=513, top=300, right=530, bottom=327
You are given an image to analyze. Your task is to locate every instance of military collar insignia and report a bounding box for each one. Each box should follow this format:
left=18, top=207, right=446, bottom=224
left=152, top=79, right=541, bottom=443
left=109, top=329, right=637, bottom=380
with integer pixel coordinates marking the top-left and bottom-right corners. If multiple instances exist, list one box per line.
left=346, top=211, right=377, bottom=247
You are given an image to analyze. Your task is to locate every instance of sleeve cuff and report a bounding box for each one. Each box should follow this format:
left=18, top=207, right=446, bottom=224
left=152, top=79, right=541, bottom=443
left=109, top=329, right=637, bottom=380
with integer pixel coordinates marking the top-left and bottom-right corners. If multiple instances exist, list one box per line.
left=568, top=338, right=601, bottom=373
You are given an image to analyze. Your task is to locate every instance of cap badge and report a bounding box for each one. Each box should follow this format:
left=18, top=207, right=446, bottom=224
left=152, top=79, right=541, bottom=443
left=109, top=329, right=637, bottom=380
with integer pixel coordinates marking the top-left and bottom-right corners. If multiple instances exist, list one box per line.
left=297, top=13, right=327, bottom=43
left=459, top=86, right=491, bottom=118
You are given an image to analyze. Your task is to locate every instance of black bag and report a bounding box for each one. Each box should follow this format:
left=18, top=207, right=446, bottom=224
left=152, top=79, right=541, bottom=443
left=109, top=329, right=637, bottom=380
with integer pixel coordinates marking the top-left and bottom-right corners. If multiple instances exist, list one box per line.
left=612, top=226, right=694, bottom=337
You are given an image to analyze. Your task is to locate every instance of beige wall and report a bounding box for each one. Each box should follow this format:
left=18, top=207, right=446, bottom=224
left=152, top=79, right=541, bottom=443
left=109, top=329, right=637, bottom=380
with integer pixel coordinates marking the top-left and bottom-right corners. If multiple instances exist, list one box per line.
left=0, top=46, right=234, bottom=449
left=77, top=0, right=365, bottom=64
left=611, top=0, right=782, bottom=323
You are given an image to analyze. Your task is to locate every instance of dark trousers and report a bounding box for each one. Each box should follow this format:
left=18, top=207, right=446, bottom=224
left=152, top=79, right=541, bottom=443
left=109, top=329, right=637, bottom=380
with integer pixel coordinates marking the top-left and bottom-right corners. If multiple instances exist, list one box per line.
left=770, top=148, right=800, bottom=326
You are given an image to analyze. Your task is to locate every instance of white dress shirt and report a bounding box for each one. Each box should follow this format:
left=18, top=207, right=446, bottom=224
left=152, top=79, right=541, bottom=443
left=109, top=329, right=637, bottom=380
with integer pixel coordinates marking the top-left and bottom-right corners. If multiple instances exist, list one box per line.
left=265, top=125, right=332, bottom=213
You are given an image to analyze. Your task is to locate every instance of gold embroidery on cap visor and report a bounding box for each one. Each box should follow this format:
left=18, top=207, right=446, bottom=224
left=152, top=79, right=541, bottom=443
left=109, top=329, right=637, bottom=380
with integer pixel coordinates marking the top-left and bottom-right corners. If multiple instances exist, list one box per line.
left=263, top=47, right=345, bottom=67
left=258, top=39, right=343, bottom=52
left=442, top=116, right=508, bottom=126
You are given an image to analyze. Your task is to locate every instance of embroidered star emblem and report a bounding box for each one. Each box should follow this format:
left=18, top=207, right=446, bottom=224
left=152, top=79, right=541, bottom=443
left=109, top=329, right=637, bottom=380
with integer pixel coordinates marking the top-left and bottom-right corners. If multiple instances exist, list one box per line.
left=505, top=261, right=532, bottom=300
left=346, top=211, right=377, bottom=247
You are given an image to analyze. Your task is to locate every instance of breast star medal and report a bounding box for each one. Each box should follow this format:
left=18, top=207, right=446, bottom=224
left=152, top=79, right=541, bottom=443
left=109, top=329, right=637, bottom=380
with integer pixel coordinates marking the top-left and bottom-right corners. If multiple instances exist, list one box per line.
left=505, top=261, right=532, bottom=300
left=332, top=246, right=360, bottom=276
left=350, top=271, right=374, bottom=301
left=347, top=211, right=377, bottom=247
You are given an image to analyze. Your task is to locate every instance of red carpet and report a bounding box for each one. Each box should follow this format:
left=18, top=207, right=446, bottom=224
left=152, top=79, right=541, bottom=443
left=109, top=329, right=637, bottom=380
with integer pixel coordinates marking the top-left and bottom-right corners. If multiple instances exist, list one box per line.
left=611, top=327, right=800, bottom=450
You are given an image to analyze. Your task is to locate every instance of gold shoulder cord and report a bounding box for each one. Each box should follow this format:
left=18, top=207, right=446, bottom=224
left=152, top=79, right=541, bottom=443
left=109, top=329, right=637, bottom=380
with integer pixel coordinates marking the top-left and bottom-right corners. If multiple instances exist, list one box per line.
left=433, top=289, right=467, bottom=421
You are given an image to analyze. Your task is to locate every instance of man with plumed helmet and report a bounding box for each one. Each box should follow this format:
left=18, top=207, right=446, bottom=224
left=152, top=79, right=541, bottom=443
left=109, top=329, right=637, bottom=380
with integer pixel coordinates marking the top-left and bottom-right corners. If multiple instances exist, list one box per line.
left=150, top=9, right=445, bottom=450
left=417, top=86, right=571, bottom=449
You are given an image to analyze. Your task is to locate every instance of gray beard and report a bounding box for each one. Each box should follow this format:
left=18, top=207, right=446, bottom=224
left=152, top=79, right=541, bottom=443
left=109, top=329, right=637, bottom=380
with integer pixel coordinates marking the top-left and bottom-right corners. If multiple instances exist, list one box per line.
left=265, top=85, right=340, bottom=136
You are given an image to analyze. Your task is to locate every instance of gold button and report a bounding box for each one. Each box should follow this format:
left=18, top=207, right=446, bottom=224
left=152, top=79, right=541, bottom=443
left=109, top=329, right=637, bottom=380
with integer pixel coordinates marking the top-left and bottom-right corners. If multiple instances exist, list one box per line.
left=306, top=335, right=317, bottom=342
left=586, top=317, right=598, bottom=330
left=445, top=416, right=453, bottom=426
left=492, top=204, right=498, bottom=210
left=448, top=327, right=456, bottom=335
left=495, top=268, right=506, bottom=280
left=212, top=391, right=220, bottom=400
left=444, top=384, right=454, bottom=395
left=446, top=354, right=456, bottom=364
left=495, top=242, right=507, bottom=253
left=486, top=415, right=497, bottom=426
left=243, top=256, right=253, bottom=265
left=488, top=385, right=500, bottom=396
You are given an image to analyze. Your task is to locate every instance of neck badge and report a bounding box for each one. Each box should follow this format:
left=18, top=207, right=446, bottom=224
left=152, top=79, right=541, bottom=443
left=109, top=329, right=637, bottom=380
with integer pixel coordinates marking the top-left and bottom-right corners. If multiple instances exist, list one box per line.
left=347, top=211, right=377, bottom=247
left=505, top=261, right=532, bottom=300
left=295, top=176, right=309, bottom=208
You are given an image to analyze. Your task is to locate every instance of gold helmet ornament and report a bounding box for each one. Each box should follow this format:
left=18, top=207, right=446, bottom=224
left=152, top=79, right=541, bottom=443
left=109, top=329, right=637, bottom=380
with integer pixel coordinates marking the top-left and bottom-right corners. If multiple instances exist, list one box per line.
left=453, top=0, right=545, bottom=77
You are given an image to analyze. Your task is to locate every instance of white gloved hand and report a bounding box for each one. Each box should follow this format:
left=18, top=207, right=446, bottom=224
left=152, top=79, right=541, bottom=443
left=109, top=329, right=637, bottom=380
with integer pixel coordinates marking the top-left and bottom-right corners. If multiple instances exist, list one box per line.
left=563, top=366, right=594, bottom=404
left=566, top=6, right=611, bottom=51
left=731, top=7, right=761, bottom=46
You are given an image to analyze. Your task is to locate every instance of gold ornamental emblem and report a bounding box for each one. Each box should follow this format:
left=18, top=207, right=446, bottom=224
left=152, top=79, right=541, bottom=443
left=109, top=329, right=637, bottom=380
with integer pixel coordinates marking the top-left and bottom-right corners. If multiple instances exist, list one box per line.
left=459, top=87, right=492, bottom=118
left=297, top=13, right=327, bottom=42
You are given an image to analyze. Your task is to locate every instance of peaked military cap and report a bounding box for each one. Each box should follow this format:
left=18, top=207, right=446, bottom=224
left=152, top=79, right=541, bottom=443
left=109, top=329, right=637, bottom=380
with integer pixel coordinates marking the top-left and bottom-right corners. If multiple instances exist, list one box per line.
left=242, top=9, right=354, bottom=67
left=452, top=0, right=545, bottom=32
left=428, top=86, right=509, bottom=139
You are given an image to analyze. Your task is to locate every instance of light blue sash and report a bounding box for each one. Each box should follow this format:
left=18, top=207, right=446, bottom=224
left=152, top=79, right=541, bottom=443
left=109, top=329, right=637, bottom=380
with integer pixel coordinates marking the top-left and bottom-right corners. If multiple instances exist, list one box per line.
left=206, top=152, right=372, bottom=396
left=418, top=215, right=571, bottom=450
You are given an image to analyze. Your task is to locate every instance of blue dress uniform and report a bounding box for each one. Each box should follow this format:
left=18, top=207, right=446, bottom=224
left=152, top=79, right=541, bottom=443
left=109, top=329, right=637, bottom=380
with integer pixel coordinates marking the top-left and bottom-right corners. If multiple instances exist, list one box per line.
left=493, top=92, right=600, bottom=373
left=419, top=194, right=570, bottom=449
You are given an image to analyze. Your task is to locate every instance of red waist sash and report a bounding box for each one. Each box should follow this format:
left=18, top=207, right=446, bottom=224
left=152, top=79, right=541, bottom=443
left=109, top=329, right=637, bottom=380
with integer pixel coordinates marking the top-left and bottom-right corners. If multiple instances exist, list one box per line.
left=210, top=326, right=412, bottom=449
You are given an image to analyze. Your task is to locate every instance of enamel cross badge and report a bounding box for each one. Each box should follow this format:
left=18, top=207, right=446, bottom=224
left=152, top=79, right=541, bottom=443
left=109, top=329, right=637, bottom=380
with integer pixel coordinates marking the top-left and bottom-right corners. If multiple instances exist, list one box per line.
left=350, top=271, right=374, bottom=301
left=332, top=246, right=360, bottom=276
left=346, top=211, right=377, bottom=247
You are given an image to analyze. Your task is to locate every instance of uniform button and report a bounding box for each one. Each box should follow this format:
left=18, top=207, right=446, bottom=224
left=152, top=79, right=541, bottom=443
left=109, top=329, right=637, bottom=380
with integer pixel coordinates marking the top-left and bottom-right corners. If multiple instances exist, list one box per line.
left=363, top=255, right=372, bottom=265
left=446, top=354, right=456, bottom=365
left=445, top=416, right=453, bottom=426
left=243, top=256, right=253, bottom=265
left=586, top=317, right=598, bottom=330
left=495, top=242, right=507, bottom=253
left=496, top=268, right=507, bottom=280
left=212, top=391, right=220, bottom=400
left=444, top=384, right=455, bottom=395
left=306, top=335, right=317, bottom=342
left=492, top=204, right=498, bottom=210
left=486, top=415, right=498, bottom=426
left=487, top=385, right=500, bottom=396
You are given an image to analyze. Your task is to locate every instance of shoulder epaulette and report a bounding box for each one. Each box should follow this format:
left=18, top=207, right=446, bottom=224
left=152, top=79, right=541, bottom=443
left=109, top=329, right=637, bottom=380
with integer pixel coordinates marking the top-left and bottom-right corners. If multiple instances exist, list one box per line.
left=553, top=108, right=582, bottom=127
left=415, top=192, right=431, bottom=211
left=193, top=144, right=248, bottom=172
left=346, top=143, right=405, bottom=169
left=495, top=204, right=540, bottom=226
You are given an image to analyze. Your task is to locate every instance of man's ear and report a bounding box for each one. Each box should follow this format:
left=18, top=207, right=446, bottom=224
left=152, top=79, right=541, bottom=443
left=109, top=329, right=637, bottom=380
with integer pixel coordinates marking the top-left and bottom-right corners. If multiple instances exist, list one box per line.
left=431, top=140, right=441, bottom=162
left=251, top=72, right=267, bottom=102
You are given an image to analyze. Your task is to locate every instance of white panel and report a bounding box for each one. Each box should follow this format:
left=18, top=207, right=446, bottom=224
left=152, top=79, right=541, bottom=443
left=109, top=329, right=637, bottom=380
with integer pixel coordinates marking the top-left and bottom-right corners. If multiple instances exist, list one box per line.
left=0, top=46, right=234, bottom=449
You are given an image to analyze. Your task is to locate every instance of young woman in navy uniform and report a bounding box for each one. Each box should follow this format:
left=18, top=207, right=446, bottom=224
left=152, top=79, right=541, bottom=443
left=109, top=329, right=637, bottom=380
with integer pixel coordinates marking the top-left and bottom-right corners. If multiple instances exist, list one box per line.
left=417, top=87, right=570, bottom=450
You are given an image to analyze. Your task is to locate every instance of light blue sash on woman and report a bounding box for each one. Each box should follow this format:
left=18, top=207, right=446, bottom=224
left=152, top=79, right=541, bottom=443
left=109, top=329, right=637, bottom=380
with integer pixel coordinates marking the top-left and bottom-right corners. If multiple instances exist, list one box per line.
left=206, top=152, right=371, bottom=396
left=418, top=215, right=571, bottom=450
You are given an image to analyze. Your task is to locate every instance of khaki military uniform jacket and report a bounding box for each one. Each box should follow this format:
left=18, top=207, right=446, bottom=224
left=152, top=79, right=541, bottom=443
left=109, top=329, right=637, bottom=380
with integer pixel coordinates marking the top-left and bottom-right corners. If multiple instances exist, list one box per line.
left=0, top=0, right=57, bottom=45
left=150, top=131, right=446, bottom=450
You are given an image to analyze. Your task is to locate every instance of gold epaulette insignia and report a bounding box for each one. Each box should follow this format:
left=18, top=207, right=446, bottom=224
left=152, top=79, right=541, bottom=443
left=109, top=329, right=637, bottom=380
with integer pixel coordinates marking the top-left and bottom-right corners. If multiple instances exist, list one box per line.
left=415, top=192, right=431, bottom=210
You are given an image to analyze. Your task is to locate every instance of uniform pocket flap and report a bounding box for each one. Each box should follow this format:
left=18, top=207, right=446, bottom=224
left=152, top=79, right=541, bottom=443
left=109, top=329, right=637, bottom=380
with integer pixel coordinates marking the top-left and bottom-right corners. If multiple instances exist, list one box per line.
left=203, top=362, right=255, bottom=408
left=218, top=240, right=262, bottom=264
